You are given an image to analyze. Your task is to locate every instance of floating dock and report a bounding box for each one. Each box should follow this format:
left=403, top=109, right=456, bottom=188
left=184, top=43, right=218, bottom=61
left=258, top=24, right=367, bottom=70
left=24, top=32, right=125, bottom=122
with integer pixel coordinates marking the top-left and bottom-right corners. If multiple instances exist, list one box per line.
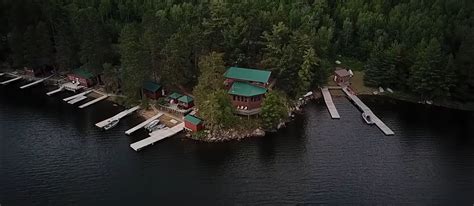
left=321, top=87, right=340, bottom=119
left=342, top=87, right=394, bottom=136
left=130, top=123, right=184, bottom=151
left=1, top=76, right=22, bottom=85
left=20, top=75, right=53, bottom=89
left=62, top=90, right=92, bottom=102
left=125, top=113, right=163, bottom=135
left=78, top=95, right=109, bottom=109
left=95, top=106, right=140, bottom=129
left=67, top=95, right=88, bottom=104
left=46, top=86, right=64, bottom=96
left=0, top=73, right=4, bottom=76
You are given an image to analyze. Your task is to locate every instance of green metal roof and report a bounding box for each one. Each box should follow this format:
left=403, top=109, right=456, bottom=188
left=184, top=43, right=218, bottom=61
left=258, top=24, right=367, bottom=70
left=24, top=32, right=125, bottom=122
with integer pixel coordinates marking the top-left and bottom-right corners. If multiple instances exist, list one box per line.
left=178, top=95, right=194, bottom=103
left=143, top=81, right=162, bottom=92
left=169, top=92, right=182, bottom=99
left=228, top=82, right=267, bottom=97
left=224, top=67, right=271, bottom=83
left=73, top=68, right=94, bottom=79
left=184, top=114, right=202, bottom=125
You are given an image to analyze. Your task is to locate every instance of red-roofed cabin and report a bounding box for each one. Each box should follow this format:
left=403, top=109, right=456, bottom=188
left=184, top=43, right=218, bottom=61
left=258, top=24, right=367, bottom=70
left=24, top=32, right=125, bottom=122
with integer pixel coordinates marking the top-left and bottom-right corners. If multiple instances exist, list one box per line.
left=184, top=114, right=204, bottom=132
left=334, top=67, right=352, bottom=85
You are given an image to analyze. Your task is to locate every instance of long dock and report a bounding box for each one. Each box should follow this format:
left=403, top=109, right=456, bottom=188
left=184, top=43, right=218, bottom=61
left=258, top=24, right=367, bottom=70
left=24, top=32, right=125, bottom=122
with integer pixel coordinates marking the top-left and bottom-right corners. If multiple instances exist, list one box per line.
left=125, top=113, right=163, bottom=135
left=78, top=95, right=109, bottom=109
left=130, top=123, right=184, bottom=151
left=1, top=76, right=22, bottom=85
left=62, top=90, right=92, bottom=102
left=95, top=106, right=140, bottom=128
left=321, top=87, right=340, bottom=119
left=68, top=95, right=87, bottom=104
left=47, top=86, right=64, bottom=96
left=342, top=87, right=394, bottom=135
left=20, top=75, right=53, bottom=89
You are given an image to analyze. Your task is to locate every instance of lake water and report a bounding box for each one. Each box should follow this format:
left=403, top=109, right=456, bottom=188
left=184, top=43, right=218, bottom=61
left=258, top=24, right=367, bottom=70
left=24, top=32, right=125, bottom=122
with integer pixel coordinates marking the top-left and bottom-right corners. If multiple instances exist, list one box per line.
left=1, top=81, right=473, bottom=205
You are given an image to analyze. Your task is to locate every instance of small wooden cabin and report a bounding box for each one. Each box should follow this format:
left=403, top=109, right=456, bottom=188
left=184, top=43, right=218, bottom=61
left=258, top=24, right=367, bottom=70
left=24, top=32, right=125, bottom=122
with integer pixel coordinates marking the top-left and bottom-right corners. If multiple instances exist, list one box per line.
left=184, top=114, right=204, bottom=132
left=67, top=68, right=96, bottom=87
left=177, top=95, right=194, bottom=109
left=142, top=81, right=163, bottom=100
left=334, top=68, right=352, bottom=85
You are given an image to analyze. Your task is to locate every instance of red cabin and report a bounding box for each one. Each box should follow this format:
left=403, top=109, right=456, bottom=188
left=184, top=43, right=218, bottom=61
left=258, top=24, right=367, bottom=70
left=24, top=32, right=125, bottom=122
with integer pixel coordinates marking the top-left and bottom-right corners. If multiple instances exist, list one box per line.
left=184, top=114, right=204, bottom=132
left=142, top=81, right=163, bottom=100
left=224, top=67, right=271, bottom=116
left=67, top=68, right=96, bottom=87
left=177, top=95, right=194, bottom=109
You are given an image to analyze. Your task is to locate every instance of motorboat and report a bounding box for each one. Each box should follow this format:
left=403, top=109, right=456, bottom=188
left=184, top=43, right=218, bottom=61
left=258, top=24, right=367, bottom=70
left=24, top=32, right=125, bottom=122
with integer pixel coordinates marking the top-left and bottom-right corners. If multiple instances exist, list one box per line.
left=362, top=112, right=374, bottom=125
left=144, top=119, right=160, bottom=130
left=147, top=123, right=166, bottom=132
left=104, top=119, right=119, bottom=130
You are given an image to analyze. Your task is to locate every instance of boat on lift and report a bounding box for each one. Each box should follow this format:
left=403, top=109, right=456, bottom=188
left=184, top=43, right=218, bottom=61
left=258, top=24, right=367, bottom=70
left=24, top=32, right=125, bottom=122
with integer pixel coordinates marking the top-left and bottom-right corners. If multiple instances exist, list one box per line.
left=103, top=119, right=119, bottom=130
left=362, top=112, right=374, bottom=125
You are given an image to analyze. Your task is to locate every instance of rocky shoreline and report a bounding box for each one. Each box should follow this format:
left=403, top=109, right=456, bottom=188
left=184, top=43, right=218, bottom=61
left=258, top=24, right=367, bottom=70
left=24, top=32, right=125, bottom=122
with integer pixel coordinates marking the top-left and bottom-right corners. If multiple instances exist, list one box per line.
left=187, top=128, right=266, bottom=142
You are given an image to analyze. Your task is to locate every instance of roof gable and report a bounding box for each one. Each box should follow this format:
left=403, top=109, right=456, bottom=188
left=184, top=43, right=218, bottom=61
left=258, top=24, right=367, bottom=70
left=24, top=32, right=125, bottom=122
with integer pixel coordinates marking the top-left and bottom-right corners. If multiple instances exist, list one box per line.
left=169, top=92, right=182, bottom=99
left=143, top=81, right=162, bottom=92
left=73, top=68, right=95, bottom=79
left=224, top=67, right=271, bottom=83
left=185, top=114, right=202, bottom=125
left=178, top=95, right=194, bottom=103
left=228, top=82, right=267, bottom=97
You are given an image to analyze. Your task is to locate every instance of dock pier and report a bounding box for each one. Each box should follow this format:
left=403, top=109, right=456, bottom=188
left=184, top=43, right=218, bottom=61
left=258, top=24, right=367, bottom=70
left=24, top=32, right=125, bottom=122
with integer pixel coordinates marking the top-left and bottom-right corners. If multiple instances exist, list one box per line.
left=342, top=87, right=394, bottom=136
left=67, top=96, right=88, bottom=104
left=78, top=95, right=109, bottom=109
left=95, top=106, right=140, bottom=129
left=62, top=90, right=92, bottom=102
left=125, top=113, right=163, bottom=135
left=20, top=75, right=53, bottom=89
left=1, top=76, right=22, bottom=85
left=46, top=86, right=64, bottom=96
left=321, top=87, right=340, bottom=119
left=130, top=123, right=184, bottom=151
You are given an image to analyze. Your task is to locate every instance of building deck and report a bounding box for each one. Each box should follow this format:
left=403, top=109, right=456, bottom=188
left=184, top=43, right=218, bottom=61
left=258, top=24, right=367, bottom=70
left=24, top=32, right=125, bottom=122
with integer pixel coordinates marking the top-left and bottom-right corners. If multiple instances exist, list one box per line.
left=78, top=95, right=109, bottom=109
left=342, top=87, right=394, bottom=136
left=130, top=123, right=184, bottom=151
left=95, top=106, right=140, bottom=128
left=1, top=76, right=22, bottom=85
left=68, top=95, right=88, bottom=104
left=125, top=113, right=163, bottom=135
left=62, top=90, right=92, bottom=102
left=20, top=75, right=53, bottom=89
left=63, top=82, right=85, bottom=92
left=321, top=87, right=340, bottom=119
left=46, top=86, right=64, bottom=96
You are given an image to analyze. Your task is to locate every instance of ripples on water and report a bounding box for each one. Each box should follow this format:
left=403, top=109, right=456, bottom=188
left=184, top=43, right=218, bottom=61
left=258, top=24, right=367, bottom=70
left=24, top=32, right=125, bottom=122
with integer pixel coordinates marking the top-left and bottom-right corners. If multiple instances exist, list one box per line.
left=0, top=81, right=473, bottom=205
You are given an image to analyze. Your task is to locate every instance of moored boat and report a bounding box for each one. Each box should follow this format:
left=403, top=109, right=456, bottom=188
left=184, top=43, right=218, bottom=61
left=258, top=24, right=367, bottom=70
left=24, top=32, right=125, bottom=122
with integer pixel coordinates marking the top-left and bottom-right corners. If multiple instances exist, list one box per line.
left=362, top=112, right=375, bottom=125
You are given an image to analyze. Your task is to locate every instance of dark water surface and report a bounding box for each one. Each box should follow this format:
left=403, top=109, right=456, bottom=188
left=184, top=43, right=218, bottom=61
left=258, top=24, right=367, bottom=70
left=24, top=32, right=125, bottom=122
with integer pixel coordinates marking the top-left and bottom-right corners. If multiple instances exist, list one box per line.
left=1, top=81, right=474, bottom=205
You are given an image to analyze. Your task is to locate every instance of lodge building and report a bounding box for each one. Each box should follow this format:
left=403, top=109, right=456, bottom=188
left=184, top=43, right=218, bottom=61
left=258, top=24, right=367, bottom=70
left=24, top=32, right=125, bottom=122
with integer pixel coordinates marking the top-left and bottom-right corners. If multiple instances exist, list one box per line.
left=224, top=67, right=271, bottom=116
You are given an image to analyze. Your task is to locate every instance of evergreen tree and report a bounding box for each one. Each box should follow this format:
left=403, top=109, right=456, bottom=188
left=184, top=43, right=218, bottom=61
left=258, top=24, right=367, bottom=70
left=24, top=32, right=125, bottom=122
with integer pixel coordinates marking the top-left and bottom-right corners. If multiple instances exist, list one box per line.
left=261, top=90, right=288, bottom=131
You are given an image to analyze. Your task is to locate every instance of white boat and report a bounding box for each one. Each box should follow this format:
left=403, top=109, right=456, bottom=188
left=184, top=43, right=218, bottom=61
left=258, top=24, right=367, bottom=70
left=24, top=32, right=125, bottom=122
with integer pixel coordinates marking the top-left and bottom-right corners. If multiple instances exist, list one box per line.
left=104, top=119, right=119, bottom=130
left=144, top=119, right=160, bottom=130
left=147, top=124, right=166, bottom=132
left=362, top=112, right=375, bottom=125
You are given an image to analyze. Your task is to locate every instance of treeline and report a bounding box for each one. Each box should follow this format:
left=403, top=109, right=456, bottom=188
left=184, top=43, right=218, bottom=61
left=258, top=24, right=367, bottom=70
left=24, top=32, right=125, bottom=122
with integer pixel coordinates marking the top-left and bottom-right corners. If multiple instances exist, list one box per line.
left=0, top=0, right=473, bottom=101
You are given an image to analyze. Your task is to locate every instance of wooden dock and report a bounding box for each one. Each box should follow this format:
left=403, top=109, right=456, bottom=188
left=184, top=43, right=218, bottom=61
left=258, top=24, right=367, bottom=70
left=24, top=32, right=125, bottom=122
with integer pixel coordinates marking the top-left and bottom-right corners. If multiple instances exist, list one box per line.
left=20, top=75, right=53, bottom=89
left=1, top=76, right=22, bottom=85
left=321, top=87, right=340, bottom=119
left=95, top=106, right=140, bottom=128
left=0, top=73, right=4, bottom=76
left=62, top=90, right=92, bottom=102
left=130, top=123, right=184, bottom=151
left=342, top=87, right=394, bottom=136
left=67, top=96, right=87, bottom=104
left=125, top=113, right=163, bottom=135
left=78, top=95, right=109, bottom=109
left=46, top=86, right=64, bottom=96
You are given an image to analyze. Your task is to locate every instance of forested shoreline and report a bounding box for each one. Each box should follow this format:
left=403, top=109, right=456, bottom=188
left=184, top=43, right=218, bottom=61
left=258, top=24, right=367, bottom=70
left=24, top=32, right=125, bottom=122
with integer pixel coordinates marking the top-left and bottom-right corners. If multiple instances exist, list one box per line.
left=0, top=0, right=473, bottom=103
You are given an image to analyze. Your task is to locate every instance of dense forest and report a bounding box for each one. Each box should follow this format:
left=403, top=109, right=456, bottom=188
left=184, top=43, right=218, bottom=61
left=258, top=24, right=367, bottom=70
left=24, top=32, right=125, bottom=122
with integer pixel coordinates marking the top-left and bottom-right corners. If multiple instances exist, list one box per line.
left=0, top=0, right=473, bottom=102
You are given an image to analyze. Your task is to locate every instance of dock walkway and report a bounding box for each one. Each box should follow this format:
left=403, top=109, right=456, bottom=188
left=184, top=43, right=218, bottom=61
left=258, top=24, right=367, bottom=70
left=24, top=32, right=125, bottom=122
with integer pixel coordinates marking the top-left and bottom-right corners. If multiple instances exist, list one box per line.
left=130, top=123, right=184, bottom=151
left=1, top=76, right=22, bottom=85
left=62, top=90, right=92, bottom=102
left=342, top=87, right=394, bottom=135
left=321, top=87, right=340, bottom=119
left=78, top=95, right=109, bottom=109
left=68, top=96, right=87, bottom=104
left=125, top=113, right=163, bottom=135
left=95, top=106, right=140, bottom=128
left=47, top=86, right=64, bottom=96
left=20, top=75, right=53, bottom=89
